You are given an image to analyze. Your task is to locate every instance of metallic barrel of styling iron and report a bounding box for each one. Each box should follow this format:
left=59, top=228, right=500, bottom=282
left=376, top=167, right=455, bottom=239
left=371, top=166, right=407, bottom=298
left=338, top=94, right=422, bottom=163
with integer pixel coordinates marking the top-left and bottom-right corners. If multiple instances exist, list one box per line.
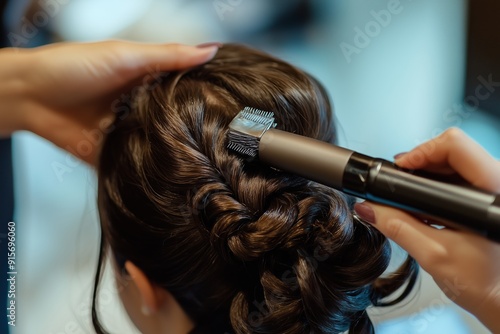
left=343, top=153, right=500, bottom=242
left=258, top=129, right=354, bottom=189
left=258, top=129, right=500, bottom=242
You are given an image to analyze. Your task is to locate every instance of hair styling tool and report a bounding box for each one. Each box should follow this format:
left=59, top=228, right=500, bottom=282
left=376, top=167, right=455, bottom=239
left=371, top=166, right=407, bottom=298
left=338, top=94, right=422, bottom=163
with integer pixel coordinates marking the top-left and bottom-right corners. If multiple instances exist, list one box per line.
left=227, top=107, right=500, bottom=243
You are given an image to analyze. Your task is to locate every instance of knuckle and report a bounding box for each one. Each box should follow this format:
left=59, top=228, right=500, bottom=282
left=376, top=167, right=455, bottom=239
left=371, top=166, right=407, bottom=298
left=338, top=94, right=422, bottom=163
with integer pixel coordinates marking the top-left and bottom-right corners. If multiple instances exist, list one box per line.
left=419, top=242, right=449, bottom=269
left=384, top=218, right=404, bottom=241
left=442, top=127, right=465, bottom=142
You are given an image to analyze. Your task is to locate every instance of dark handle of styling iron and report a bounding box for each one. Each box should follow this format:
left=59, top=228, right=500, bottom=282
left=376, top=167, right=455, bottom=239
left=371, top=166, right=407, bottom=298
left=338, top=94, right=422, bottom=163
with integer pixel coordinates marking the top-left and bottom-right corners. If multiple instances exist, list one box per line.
left=259, top=129, right=500, bottom=243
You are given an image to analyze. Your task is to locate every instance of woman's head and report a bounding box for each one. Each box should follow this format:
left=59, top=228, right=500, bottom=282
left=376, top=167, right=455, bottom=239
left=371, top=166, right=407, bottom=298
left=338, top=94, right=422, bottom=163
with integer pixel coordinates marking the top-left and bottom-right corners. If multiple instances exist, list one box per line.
left=95, top=44, right=417, bottom=333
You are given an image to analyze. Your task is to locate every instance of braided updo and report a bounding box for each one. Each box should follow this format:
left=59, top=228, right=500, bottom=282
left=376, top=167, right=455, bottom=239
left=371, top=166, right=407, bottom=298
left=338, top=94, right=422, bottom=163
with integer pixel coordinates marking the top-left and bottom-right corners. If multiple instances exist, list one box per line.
left=94, top=44, right=418, bottom=333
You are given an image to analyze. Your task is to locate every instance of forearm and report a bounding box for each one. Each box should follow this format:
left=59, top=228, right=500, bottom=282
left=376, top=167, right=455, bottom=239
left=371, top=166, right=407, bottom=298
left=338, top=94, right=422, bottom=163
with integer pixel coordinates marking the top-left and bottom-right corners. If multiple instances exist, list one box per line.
left=0, top=48, right=32, bottom=136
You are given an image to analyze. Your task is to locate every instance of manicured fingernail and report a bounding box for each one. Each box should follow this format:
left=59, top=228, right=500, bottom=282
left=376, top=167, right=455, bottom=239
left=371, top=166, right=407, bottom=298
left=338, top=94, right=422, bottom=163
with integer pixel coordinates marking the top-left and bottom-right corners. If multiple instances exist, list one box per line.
left=354, top=202, right=375, bottom=224
left=196, top=42, right=223, bottom=49
left=393, top=152, right=407, bottom=160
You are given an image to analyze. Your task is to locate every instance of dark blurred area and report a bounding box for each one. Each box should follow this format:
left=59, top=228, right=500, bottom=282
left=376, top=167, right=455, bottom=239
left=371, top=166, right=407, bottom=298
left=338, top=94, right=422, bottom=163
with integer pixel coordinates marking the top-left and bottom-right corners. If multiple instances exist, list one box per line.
left=465, top=0, right=500, bottom=116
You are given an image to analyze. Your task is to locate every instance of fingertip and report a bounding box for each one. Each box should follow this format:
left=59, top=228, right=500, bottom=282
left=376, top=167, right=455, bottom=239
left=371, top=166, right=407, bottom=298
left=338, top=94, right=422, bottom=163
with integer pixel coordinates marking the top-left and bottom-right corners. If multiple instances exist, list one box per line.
left=359, top=202, right=412, bottom=237
left=115, top=42, right=221, bottom=77
left=394, top=149, right=427, bottom=170
left=193, top=45, right=219, bottom=62
left=196, top=42, right=224, bottom=49
left=354, top=202, right=376, bottom=224
left=152, top=43, right=219, bottom=63
left=393, top=152, right=407, bottom=161
left=394, top=155, right=407, bottom=167
left=161, top=43, right=220, bottom=69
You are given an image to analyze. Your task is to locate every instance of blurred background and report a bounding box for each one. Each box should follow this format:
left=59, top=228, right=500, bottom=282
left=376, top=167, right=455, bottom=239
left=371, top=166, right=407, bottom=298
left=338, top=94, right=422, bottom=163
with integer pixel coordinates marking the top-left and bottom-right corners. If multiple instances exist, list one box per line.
left=1, top=0, right=499, bottom=333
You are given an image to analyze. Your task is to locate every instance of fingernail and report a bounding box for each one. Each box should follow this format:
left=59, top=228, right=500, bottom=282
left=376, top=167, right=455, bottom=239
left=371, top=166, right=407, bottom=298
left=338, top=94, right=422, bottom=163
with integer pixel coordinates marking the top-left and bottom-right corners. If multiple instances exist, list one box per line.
left=393, top=152, right=407, bottom=160
left=196, top=42, right=223, bottom=49
left=354, top=202, right=376, bottom=224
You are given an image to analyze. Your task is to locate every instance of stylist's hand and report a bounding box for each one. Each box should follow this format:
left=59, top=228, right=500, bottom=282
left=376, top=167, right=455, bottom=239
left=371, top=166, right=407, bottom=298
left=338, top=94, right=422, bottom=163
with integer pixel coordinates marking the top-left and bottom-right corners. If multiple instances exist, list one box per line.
left=0, top=41, right=220, bottom=164
left=354, top=128, right=500, bottom=332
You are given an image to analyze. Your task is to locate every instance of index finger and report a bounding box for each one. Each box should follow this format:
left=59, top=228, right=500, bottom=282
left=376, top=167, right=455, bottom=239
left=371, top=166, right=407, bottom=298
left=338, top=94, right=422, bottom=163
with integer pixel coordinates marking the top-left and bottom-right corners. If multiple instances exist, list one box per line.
left=395, top=128, right=500, bottom=192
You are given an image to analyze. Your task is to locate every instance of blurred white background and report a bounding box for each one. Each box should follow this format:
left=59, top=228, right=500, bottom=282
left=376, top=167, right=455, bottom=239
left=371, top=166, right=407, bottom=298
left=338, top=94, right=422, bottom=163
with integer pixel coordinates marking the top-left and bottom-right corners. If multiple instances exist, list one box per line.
left=5, top=0, right=498, bottom=333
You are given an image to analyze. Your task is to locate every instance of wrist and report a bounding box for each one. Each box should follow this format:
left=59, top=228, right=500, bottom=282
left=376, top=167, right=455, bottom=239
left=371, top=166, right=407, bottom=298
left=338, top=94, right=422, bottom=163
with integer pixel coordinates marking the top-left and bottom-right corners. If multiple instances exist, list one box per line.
left=469, top=294, right=500, bottom=332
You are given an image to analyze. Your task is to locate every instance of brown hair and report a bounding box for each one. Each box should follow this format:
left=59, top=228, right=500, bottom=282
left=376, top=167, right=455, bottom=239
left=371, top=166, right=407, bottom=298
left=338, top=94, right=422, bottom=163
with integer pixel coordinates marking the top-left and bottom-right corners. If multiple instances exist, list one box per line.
left=94, top=44, right=418, bottom=333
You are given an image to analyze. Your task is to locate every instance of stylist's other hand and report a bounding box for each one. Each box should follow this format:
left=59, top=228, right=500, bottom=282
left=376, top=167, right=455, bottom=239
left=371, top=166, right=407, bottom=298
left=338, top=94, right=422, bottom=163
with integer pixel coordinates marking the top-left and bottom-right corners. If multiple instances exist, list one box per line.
left=354, top=128, right=500, bottom=332
left=0, top=41, right=220, bottom=164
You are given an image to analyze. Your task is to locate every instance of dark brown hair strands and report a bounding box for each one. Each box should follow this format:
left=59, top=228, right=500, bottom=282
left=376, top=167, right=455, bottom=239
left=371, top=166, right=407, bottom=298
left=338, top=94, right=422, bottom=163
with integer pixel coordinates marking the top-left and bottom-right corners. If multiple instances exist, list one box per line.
left=93, top=44, right=419, bottom=334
